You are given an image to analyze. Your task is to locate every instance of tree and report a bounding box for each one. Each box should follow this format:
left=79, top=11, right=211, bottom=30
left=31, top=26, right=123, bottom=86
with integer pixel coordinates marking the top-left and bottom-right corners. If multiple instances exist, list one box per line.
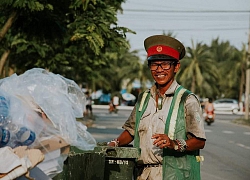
left=0, top=0, right=134, bottom=84
left=95, top=48, right=141, bottom=93
left=210, top=38, right=241, bottom=99
left=238, top=44, right=248, bottom=103
left=0, top=0, right=58, bottom=71
left=176, top=40, right=219, bottom=98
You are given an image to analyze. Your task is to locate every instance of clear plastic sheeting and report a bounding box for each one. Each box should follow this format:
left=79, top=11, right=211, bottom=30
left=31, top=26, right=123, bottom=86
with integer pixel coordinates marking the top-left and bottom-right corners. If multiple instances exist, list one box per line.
left=0, top=90, right=44, bottom=148
left=0, top=68, right=96, bottom=151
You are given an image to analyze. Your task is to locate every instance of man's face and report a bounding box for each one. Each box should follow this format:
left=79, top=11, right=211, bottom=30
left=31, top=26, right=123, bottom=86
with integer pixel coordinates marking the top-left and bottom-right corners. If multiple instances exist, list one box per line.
left=149, top=60, right=180, bottom=86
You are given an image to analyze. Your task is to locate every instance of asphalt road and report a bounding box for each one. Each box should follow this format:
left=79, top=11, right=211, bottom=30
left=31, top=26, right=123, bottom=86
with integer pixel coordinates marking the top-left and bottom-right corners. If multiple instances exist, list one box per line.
left=86, top=106, right=250, bottom=180
left=201, top=118, right=250, bottom=180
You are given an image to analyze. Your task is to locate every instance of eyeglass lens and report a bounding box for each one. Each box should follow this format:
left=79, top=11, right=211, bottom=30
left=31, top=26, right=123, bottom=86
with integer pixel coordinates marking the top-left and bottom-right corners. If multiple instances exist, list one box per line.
left=150, top=62, right=173, bottom=71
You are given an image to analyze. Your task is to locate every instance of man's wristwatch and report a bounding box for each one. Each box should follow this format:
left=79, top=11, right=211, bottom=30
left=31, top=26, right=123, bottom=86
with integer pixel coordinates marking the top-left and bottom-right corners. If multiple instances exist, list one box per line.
left=173, top=139, right=187, bottom=152
left=107, top=138, right=119, bottom=147
left=176, top=139, right=187, bottom=152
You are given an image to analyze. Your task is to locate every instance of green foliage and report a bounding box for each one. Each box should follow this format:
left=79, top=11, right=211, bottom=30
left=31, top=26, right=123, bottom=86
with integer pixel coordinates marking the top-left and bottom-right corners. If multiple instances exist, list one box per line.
left=210, top=38, right=244, bottom=100
left=0, top=0, right=134, bottom=84
left=176, top=38, right=246, bottom=100
left=176, top=40, right=220, bottom=99
left=0, top=0, right=247, bottom=100
left=0, top=0, right=52, bottom=11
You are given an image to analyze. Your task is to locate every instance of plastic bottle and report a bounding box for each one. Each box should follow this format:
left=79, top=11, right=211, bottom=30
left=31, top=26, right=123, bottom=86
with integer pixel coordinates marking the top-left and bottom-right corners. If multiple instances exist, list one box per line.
left=0, top=127, right=10, bottom=147
left=0, top=95, right=10, bottom=126
left=6, top=123, right=36, bottom=148
left=15, top=126, right=36, bottom=146
left=0, top=94, right=36, bottom=148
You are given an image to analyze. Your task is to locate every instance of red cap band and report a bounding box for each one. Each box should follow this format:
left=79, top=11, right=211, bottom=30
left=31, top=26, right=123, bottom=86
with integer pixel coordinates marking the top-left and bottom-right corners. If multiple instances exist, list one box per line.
left=147, top=45, right=180, bottom=60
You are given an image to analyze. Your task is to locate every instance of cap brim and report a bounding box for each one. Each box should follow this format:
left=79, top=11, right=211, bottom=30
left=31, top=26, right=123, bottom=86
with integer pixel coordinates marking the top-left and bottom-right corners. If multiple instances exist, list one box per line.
left=147, top=54, right=178, bottom=61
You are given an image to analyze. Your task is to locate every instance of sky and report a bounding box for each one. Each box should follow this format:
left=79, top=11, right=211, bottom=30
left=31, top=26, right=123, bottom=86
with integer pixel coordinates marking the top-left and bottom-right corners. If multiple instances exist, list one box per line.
left=117, top=0, right=250, bottom=59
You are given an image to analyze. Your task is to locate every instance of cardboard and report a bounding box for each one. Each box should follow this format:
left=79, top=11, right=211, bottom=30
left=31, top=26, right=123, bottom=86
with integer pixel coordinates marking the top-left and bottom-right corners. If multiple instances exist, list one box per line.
left=35, top=136, right=70, bottom=155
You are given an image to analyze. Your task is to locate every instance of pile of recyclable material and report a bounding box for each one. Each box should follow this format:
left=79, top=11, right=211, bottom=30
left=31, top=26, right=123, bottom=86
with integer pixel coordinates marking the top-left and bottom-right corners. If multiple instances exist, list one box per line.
left=0, top=68, right=96, bottom=179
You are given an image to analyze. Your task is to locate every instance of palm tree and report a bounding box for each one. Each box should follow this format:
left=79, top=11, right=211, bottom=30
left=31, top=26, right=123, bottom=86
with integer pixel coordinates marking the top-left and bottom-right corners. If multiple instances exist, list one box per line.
left=93, top=48, right=141, bottom=94
left=218, top=45, right=247, bottom=101
left=176, top=40, right=219, bottom=98
left=210, top=38, right=242, bottom=99
left=237, top=44, right=248, bottom=102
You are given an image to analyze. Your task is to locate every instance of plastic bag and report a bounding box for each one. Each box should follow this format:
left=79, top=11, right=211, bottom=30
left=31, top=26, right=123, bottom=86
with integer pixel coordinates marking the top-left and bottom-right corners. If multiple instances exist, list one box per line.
left=0, top=68, right=96, bottom=151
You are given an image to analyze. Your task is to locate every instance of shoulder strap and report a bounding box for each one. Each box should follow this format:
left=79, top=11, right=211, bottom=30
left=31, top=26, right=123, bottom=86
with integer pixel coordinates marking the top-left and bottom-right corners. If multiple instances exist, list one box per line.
left=163, top=86, right=192, bottom=179
left=164, top=86, right=191, bottom=139
left=134, top=90, right=150, bottom=150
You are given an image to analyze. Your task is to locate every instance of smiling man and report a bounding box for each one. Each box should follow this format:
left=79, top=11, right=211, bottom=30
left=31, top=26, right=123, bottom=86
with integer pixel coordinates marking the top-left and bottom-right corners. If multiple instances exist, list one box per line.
left=108, top=35, right=206, bottom=180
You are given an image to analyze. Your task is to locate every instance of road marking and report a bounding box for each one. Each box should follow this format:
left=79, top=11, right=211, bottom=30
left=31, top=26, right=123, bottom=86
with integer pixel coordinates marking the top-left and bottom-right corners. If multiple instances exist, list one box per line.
left=236, top=143, right=250, bottom=150
left=93, top=125, right=107, bottom=129
left=222, top=130, right=234, bottom=134
left=204, top=129, right=212, bottom=132
left=92, top=124, right=123, bottom=129
left=237, top=143, right=245, bottom=147
left=229, top=141, right=250, bottom=150
left=243, top=132, right=250, bottom=135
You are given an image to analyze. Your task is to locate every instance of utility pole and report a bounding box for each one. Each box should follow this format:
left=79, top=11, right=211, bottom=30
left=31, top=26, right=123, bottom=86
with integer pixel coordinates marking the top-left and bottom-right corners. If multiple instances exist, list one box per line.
left=245, top=20, right=250, bottom=120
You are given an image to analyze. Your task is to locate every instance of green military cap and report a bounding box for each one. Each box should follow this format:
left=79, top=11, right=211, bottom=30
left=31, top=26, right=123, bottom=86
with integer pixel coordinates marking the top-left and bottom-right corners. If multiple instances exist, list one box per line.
left=144, top=35, right=186, bottom=61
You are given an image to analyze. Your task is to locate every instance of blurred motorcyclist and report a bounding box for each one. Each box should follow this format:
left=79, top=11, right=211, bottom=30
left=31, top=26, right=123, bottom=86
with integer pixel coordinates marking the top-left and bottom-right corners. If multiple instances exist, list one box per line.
left=204, top=98, right=215, bottom=125
left=109, top=95, right=119, bottom=113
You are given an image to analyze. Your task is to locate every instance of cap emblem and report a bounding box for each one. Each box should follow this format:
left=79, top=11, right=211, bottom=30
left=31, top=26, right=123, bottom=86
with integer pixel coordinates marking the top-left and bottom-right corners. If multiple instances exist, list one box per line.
left=156, top=46, right=162, bottom=52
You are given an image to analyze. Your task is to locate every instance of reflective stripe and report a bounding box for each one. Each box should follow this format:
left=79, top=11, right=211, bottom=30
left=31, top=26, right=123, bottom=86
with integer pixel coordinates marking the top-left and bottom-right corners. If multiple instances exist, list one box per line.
left=168, top=88, right=186, bottom=140
left=139, top=92, right=149, bottom=111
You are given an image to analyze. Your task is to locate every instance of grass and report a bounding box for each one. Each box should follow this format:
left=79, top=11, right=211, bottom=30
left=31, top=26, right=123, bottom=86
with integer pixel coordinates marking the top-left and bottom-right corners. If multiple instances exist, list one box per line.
left=232, top=117, right=250, bottom=127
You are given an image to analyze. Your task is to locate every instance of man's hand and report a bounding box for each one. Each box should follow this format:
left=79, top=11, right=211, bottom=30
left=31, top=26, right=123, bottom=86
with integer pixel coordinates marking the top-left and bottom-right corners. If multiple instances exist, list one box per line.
left=152, top=134, right=173, bottom=149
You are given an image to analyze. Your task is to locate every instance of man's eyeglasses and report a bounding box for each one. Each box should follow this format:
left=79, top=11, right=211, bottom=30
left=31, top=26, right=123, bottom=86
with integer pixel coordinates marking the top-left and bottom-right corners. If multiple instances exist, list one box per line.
left=149, top=62, right=176, bottom=71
